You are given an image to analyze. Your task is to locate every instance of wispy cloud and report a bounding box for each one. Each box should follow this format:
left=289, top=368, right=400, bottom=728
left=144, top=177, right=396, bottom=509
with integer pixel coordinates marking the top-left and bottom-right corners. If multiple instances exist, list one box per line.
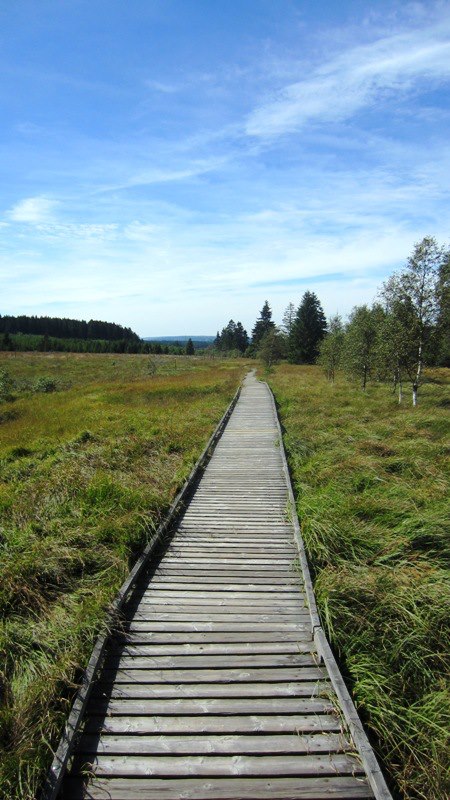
left=246, top=23, right=450, bottom=137
left=145, top=79, right=181, bottom=94
left=7, top=196, right=59, bottom=224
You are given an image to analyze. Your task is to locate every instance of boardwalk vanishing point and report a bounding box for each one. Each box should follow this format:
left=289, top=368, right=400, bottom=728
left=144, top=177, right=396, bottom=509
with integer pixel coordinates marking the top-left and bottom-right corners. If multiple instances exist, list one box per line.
left=48, top=373, right=392, bottom=799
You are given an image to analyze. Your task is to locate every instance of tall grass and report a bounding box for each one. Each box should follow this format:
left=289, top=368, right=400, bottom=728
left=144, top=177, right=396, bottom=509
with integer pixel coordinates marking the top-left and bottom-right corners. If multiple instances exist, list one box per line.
left=0, top=352, right=246, bottom=799
left=268, top=365, right=449, bottom=800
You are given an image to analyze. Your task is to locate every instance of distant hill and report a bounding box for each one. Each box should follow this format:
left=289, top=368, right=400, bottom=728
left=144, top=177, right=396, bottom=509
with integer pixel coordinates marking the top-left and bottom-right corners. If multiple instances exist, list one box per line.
left=144, top=336, right=215, bottom=350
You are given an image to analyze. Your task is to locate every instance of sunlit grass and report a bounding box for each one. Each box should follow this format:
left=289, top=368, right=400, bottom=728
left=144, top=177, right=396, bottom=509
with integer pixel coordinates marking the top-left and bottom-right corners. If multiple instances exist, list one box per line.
left=268, top=364, right=449, bottom=800
left=0, top=352, right=246, bottom=799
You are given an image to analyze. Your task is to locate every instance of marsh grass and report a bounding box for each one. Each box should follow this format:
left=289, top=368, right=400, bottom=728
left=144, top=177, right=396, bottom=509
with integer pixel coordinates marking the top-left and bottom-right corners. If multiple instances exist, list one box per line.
left=268, top=365, right=449, bottom=800
left=0, top=352, right=246, bottom=799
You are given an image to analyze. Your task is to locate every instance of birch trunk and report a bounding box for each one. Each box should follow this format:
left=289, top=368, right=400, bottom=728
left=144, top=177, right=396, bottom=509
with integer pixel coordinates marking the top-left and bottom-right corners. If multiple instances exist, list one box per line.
left=413, top=339, right=423, bottom=407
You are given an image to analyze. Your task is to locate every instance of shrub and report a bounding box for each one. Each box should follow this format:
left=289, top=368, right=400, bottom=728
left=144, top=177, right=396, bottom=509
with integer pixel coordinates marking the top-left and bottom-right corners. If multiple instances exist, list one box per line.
left=33, top=376, right=58, bottom=393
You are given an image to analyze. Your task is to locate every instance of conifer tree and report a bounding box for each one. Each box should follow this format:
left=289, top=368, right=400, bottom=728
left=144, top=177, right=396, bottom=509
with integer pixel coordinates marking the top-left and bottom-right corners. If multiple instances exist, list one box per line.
left=251, top=301, right=275, bottom=348
left=185, top=338, right=195, bottom=355
left=282, top=302, right=296, bottom=336
left=290, top=291, right=327, bottom=363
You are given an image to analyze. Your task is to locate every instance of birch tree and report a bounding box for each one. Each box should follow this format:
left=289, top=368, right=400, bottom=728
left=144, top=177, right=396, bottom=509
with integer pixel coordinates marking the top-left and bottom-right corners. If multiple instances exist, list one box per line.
left=375, top=306, right=414, bottom=403
left=381, top=237, right=444, bottom=406
left=343, top=304, right=384, bottom=391
left=257, top=328, right=286, bottom=369
left=318, top=314, right=344, bottom=383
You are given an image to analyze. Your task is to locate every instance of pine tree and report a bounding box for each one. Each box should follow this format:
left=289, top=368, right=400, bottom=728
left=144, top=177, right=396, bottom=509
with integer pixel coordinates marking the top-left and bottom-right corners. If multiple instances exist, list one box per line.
left=251, top=301, right=275, bottom=348
left=214, top=321, right=248, bottom=353
left=281, top=302, right=296, bottom=336
left=185, top=338, right=195, bottom=355
left=290, top=292, right=327, bottom=363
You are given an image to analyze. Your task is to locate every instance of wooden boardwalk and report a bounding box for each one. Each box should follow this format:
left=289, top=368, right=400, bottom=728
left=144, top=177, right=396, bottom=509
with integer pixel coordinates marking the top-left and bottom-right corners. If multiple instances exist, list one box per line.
left=58, top=374, right=390, bottom=799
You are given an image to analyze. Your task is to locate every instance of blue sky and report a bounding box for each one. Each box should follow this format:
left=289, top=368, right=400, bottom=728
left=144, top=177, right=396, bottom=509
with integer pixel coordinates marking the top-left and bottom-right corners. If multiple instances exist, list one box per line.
left=1, top=0, right=450, bottom=336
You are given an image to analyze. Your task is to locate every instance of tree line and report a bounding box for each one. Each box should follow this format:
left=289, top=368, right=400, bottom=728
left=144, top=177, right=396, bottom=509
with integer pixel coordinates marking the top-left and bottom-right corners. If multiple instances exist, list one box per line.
left=215, top=236, right=449, bottom=406
left=0, top=315, right=140, bottom=342
left=0, top=332, right=191, bottom=356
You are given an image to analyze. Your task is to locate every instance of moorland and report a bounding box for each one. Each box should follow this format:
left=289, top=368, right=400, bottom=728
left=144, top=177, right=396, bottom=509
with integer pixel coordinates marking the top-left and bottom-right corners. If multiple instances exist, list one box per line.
left=0, top=351, right=448, bottom=800
left=0, top=352, right=246, bottom=799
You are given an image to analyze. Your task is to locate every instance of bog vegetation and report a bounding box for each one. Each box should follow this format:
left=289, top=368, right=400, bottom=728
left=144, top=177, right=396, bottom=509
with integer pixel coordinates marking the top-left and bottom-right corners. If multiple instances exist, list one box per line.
left=0, top=352, right=245, bottom=799
left=268, top=364, right=449, bottom=800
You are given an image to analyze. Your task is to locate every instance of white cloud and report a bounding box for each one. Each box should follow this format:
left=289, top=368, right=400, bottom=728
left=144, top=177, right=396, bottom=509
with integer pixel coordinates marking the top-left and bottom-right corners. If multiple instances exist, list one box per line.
left=7, top=196, right=59, bottom=224
left=246, top=24, right=450, bottom=137
left=145, top=80, right=181, bottom=94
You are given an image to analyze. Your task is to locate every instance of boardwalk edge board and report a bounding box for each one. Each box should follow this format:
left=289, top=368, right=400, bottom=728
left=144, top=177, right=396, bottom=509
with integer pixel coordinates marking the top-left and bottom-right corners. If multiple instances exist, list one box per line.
left=42, top=384, right=242, bottom=800
left=266, top=381, right=392, bottom=800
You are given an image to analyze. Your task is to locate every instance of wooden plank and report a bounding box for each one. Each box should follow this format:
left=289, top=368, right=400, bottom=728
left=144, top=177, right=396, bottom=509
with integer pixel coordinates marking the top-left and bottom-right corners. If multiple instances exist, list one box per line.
left=79, top=732, right=349, bottom=756
left=64, top=775, right=373, bottom=799
left=131, top=613, right=309, bottom=623
left=142, top=586, right=304, bottom=606
left=163, top=546, right=296, bottom=553
left=137, top=596, right=303, bottom=607
left=141, top=581, right=300, bottom=592
left=110, top=642, right=316, bottom=657
left=75, top=753, right=364, bottom=778
left=100, top=667, right=327, bottom=683
left=151, top=570, right=300, bottom=581
left=148, top=573, right=301, bottom=585
left=128, top=621, right=309, bottom=632
left=121, top=630, right=311, bottom=643
left=159, top=558, right=295, bottom=566
left=92, top=681, right=331, bottom=699
left=83, top=713, right=341, bottom=735
left=89, top=697, right=333, bottom=716
left=113, top=654, right=319, bottom=670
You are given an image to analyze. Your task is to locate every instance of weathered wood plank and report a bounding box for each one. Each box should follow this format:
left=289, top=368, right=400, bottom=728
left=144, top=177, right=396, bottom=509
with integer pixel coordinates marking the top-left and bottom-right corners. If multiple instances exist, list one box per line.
left=83, top=713, right=341, bottom=735
left=139, top=591, right=303, bottom=603
left=121, top=630, right=311, bottom=643
left=75, top=753, right=364, bottom=778
left=113, top=654, right=319, bottom=670
left=89, top=697, right=333, bottom=716
left=148, top=573, right=301, bottom=584
left=64, top=776, right=374, bottom=799
left=151, top=569, right=300, bottom=580
left=109, top=642, right=316, bottom=657
left=100, top=667, right=327, bottom=683
left=79, top=732, right=349, bottom=756
left=131, top=613, right=309, bottom=623
left=141, top=582, right=300, bottom=592
left=92, top=681, right=331, bottom=699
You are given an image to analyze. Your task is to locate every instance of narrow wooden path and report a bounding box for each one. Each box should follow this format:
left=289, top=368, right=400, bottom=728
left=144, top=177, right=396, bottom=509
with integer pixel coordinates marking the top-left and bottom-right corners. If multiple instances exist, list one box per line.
left=59, top=374, right=390, bottom=799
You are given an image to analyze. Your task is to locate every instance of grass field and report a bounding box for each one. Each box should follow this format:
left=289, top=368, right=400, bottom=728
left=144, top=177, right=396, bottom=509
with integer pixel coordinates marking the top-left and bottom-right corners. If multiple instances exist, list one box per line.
left=267, top=364, right=449, bottom=800
left=0, top=352, right=246, bottom=800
